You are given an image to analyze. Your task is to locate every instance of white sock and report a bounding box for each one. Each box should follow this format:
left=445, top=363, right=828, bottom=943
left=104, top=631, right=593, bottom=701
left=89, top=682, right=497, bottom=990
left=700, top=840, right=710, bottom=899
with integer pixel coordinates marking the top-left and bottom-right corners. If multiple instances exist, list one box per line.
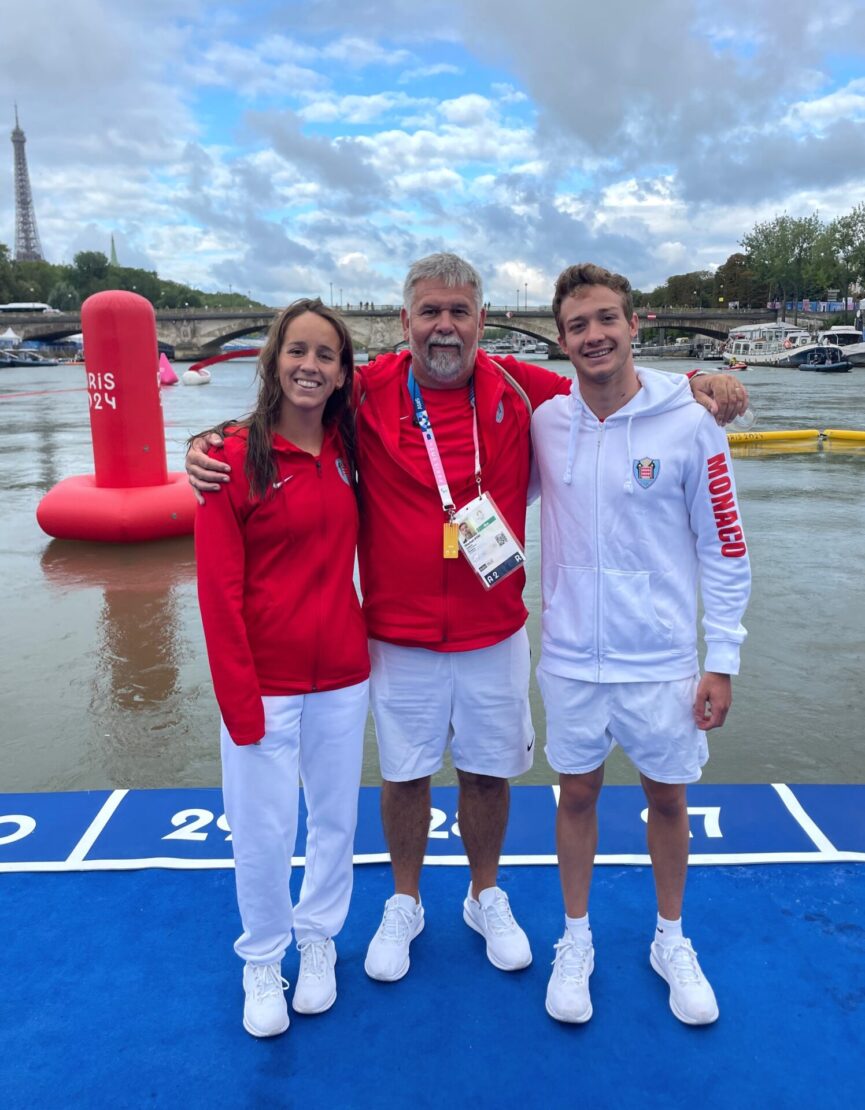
left=565, top=913, right=591, bottom=944
left=655, top=913, right=683, bottom=946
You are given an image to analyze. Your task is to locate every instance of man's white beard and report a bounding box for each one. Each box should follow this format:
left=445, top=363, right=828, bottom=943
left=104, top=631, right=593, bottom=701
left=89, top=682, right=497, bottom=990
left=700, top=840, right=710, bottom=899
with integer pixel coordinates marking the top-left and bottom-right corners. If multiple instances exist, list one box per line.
left=414, top=337, right=465, bottom=382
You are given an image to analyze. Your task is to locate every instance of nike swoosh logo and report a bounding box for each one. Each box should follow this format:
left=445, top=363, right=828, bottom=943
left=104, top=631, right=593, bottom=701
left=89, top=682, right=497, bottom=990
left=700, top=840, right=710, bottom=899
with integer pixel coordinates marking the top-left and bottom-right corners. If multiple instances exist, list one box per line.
left=272, top=475, right=294, bottom=490
left=527, top=736, right=535, bottom=753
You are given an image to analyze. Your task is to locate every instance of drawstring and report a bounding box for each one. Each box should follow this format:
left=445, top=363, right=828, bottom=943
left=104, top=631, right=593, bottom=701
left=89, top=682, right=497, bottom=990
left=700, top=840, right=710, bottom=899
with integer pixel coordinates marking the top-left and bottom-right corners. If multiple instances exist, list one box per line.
left=623, top=415, right=634, bottom=494
left=563, top=393, right=580, bottom=485
left=563, top=394, right=635, bottom=493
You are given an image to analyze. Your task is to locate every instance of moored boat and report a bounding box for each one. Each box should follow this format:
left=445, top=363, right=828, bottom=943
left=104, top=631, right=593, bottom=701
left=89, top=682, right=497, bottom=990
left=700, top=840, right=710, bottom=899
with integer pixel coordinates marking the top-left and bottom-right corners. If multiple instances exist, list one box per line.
left=799, top=348, right=851, bottom=373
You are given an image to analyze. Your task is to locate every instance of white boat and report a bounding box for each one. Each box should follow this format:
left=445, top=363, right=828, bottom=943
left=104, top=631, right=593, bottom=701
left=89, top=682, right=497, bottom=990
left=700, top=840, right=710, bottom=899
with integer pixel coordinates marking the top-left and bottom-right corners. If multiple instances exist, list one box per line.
left=817, top=326, right=865, bottom=366
left=182, top=368, right=212, bottom=386
left=724, top=323, right=815, bottom=366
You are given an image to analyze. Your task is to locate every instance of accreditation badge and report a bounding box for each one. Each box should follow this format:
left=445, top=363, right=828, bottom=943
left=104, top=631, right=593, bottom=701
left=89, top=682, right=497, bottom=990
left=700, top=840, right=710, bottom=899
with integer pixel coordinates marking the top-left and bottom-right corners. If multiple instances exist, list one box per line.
left=454, top=492, right=525, bottom=589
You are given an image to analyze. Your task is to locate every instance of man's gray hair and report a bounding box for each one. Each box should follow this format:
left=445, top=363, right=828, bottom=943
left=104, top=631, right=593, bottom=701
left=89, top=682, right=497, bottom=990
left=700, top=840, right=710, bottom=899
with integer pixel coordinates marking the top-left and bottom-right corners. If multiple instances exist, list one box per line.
left=403, top=252, right=484, bottom=311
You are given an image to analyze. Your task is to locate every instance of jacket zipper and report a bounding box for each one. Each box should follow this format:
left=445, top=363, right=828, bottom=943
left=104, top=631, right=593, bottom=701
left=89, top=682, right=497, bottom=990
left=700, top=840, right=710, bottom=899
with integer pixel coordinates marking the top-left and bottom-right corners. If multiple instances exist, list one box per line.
left=594, top=424, right=604, bottom=682
left=312, top=456, right=324, bottom=691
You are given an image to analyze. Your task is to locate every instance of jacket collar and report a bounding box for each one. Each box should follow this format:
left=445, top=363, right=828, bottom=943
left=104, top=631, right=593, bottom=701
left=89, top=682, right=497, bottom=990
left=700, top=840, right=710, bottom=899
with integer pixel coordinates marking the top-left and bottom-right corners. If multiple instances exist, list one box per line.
left=358, top=349, right=511, bottom=487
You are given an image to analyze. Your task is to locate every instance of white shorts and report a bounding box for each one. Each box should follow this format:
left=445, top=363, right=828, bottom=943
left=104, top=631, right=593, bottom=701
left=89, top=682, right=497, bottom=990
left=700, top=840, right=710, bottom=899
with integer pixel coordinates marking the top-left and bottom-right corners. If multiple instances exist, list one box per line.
left=369, top=628, right=534, bottom=781
left=537, top=667, right=708, bottom=785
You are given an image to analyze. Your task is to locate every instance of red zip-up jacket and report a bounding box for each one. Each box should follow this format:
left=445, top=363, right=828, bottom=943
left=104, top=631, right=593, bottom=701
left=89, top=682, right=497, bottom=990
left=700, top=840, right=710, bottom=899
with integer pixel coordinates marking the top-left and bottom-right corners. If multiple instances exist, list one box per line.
left=195, top=424, right=370, bottom=744
left=354, top=350, right=570, bottom=651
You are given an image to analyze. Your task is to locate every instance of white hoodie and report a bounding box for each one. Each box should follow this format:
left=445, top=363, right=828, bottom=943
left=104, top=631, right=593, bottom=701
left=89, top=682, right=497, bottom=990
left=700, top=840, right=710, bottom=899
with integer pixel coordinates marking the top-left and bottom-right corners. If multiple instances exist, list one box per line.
left=531, top=367, right=750, bottom=682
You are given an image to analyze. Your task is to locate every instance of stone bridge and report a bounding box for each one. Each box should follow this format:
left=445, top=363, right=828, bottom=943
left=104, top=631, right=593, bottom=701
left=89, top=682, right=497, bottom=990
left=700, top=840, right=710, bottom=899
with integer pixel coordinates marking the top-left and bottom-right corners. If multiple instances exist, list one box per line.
left=8, top=305, right=779, bottom=359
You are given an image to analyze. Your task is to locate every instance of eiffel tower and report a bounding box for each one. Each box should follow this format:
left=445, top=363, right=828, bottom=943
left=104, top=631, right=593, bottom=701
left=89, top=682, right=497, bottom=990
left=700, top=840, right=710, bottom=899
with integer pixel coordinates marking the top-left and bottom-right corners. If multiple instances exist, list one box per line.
left=11, top=106, right=44, bottom=261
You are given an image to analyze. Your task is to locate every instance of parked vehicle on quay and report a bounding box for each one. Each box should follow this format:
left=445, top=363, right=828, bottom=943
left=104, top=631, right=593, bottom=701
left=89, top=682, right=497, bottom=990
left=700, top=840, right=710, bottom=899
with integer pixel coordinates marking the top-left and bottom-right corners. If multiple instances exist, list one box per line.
left=0, top=301, right=60, bottom=314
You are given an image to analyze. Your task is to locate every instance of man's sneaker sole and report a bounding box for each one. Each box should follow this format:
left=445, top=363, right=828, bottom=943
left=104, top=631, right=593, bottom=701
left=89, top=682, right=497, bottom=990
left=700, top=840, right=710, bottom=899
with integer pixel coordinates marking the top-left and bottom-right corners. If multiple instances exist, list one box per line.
left=292, top=987, right=336, bottom=1015
left=364, top=916, right=425, bottom=982
left=650, top=947, right=720, bottom=1025
left=462, top=906, right=532, bottom=971
left=243, top=1013, right=290, bottom=1038
left=545, top=995, right=593, bottom=1024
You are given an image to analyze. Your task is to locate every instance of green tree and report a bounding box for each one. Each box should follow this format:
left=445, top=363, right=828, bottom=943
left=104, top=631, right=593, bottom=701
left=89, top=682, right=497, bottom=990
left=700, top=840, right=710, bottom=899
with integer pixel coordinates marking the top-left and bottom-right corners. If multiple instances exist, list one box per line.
left=741, top=213, right=823, bottom=321
left=826, top=204, right=865, bottom=317
left=713, top=253, right=756, bottom=308
left=10, top=259, right=60, bottom=303
left=70, top=251, right=112, bottom=300
left=0, top=243, right=14, bottom=303
left=46, top=281, right=81, bottom=310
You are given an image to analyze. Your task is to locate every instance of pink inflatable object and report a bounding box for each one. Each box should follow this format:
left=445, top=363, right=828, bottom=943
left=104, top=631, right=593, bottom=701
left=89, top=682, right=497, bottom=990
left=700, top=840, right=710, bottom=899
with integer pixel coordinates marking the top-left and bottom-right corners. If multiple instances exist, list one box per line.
left=36, top=290, right=197, bottom=542
left=158, top=352, right=179, bottom=386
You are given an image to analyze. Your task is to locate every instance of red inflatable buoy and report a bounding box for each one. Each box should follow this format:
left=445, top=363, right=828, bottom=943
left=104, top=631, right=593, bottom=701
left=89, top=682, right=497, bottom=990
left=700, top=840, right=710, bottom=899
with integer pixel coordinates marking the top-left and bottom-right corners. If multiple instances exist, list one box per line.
left=36, top=290, right=196, bottom=542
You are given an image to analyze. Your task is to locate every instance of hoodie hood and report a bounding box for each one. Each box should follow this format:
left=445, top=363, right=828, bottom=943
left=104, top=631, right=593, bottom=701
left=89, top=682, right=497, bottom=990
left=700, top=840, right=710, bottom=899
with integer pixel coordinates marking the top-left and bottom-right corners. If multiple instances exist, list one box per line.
left=564, top=367, right=695, bottom=491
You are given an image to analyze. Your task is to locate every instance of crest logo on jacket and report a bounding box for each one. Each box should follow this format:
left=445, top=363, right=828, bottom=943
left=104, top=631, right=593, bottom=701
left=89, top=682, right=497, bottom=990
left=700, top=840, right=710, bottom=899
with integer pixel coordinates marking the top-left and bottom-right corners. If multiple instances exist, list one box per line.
left=495, top=400, right=504, bottom=423
left=336, top=458, right=351, bottom=486
left=633, top=457, right=660, bottom=488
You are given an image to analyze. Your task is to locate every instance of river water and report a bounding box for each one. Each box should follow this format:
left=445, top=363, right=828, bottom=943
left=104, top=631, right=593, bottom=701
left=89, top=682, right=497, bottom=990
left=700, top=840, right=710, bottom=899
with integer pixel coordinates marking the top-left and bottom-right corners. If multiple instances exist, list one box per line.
left=1, top=357, right=863, bottom=792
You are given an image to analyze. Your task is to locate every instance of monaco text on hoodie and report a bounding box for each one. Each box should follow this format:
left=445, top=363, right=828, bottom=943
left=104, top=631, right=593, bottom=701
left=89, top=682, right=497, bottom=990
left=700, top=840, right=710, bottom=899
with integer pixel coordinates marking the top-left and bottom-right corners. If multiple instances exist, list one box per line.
left=531, top=367, right=750, bottom=683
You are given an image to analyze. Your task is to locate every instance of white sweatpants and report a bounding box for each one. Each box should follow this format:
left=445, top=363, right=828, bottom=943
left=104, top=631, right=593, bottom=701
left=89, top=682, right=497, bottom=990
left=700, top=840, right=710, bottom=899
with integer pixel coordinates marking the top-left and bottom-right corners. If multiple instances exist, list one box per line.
left=220, top=680, right=369, bottom=964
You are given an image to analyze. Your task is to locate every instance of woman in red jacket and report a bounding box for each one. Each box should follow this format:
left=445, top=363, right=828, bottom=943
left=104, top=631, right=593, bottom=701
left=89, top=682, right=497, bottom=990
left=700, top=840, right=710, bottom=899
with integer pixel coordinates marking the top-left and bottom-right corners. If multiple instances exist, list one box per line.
left=195, top=299, right=370, bottom=1038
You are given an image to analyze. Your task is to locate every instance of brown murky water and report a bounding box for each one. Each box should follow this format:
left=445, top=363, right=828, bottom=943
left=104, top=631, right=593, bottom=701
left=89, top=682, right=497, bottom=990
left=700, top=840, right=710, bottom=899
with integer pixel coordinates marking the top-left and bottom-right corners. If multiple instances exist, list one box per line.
left=1, top=358, right=863, bottom=791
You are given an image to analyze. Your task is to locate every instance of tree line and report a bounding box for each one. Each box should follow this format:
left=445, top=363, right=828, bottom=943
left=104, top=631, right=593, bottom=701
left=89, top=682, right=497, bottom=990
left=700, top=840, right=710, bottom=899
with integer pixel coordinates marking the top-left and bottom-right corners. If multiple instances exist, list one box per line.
left=0, top=245, right=264, bottom=311
left=4, top=204, right=864, bottom=319
left=635, top=204, right=865, bottom=318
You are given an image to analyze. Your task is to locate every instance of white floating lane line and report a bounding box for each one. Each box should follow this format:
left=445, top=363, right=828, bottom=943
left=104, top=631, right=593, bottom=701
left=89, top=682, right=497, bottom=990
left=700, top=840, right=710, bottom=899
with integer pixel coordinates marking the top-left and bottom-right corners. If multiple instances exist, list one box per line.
left=65, top=789, right=129, bottom=865
left=771, top=783, right=838, bottom=855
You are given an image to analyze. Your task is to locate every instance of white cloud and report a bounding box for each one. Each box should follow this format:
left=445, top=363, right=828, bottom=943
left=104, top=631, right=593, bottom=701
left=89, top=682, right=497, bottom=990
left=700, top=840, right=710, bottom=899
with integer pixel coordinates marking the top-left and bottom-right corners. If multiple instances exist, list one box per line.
left=398, top=63, right=462, bottom=84
left=298, top=92, right=433, bottom=125
left=783, top=78, right=865, bottom=131
left=438, top=94, right=494, bottom=126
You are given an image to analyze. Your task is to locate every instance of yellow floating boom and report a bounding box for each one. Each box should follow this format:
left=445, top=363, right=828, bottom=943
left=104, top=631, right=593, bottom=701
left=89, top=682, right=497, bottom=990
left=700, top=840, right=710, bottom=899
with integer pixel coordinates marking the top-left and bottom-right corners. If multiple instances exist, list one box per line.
left=727, top=429, right=820, bottom=444
left=821, top=429, right=865, bottom=442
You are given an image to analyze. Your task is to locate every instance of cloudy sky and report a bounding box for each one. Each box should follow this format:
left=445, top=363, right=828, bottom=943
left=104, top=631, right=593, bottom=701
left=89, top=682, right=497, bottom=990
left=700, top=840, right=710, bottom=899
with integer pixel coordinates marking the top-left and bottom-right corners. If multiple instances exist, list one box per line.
left=3, top=0, right=864, bottom=306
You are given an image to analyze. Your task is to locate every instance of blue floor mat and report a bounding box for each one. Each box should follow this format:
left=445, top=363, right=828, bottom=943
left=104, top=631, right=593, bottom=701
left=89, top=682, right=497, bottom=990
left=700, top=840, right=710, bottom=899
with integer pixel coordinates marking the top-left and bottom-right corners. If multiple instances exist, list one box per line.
left=2, top=861, right=863, bottom=1108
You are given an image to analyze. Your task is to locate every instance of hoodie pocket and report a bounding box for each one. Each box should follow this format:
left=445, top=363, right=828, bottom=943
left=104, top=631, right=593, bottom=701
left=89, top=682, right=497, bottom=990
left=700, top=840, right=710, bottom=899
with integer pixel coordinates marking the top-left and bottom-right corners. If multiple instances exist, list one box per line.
left=602, top=569, right=672, bottom=655
left=544, top=565, right=596, bottom=657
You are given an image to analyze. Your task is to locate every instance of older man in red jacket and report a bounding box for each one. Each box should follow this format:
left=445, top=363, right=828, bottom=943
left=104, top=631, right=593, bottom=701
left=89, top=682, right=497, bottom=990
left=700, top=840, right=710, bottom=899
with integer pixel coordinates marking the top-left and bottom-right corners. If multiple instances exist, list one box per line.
left=187, top=253, right=746, bottom=983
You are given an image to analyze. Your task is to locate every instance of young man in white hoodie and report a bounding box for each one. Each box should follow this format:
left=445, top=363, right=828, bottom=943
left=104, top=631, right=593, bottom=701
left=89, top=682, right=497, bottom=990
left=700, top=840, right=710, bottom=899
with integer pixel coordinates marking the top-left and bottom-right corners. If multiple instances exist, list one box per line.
left=532, top=263, right=750, bottom=1027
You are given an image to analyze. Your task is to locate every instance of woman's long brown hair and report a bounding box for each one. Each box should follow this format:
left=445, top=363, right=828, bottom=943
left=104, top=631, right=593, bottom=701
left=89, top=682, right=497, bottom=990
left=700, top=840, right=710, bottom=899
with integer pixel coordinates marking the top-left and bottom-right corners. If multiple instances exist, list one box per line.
left=230, top=298, right=356, bottom=499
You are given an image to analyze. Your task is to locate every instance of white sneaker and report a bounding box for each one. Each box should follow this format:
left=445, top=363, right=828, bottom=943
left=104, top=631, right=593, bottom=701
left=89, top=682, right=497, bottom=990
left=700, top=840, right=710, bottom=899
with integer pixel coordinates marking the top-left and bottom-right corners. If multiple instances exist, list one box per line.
left=292, top=939, right=337, bottom=1015
left=364, top=894, right=425, bottom=982
left=650, top=938, right=719, bottom=1025
left=242, top=962, right=289, bottom=1037
left=463, top=885, right=532, bottom=971
left=545, top=934, right=594, bottom=1023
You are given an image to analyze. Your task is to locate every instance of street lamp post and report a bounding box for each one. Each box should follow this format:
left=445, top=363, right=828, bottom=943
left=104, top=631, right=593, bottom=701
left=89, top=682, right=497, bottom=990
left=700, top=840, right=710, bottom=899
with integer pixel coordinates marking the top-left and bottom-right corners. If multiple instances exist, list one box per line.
left=516, top=289, right=520, bottom=311
left=329, top=282, right=333, bottom=307
left=524, top=282, right=528, bottom=310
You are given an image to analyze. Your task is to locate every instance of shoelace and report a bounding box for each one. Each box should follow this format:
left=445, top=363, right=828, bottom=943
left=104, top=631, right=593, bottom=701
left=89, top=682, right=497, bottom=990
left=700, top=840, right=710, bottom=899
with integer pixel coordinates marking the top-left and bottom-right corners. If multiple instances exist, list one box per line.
left=379, top=902, right=416, bottom=943
left=298, top=941, right=328, bottom=979
left=664, top=941, right=702, bottom=986
left=250, top=963, right=289, bottom=1001
left=552, top=937, right=592, bottom=984
left=481, top=892, right=518, bottom=936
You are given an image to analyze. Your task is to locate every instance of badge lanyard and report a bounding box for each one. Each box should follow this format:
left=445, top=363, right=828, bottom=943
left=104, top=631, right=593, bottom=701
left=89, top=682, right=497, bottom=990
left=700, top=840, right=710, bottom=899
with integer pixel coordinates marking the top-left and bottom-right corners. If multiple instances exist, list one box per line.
left=407, top=366, right=481, bottom=558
